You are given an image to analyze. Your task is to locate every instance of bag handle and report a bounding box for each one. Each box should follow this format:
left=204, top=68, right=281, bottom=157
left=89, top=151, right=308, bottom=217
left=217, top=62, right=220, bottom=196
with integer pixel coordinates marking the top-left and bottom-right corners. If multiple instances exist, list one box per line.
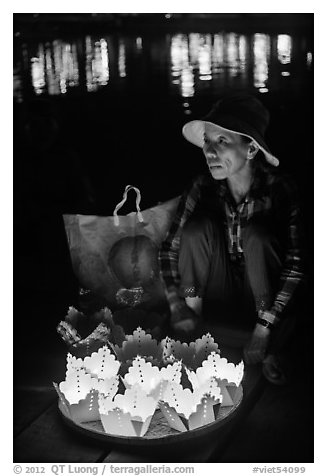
left=113, top=185, right=144, bottom=226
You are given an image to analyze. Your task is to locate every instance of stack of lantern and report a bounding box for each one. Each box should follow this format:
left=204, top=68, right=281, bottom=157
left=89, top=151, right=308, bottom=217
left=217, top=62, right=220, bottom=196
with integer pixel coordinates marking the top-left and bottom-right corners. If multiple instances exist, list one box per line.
left=55, top=307, right=244, bottom=437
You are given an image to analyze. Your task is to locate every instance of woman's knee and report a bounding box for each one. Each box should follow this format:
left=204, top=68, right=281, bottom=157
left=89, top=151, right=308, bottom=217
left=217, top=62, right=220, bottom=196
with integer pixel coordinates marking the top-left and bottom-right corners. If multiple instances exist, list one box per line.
left=181, top=213, right=217, bottom=244
left=243, top=218, right=277, bottom=251
left=243, top=218, right=284, bottom=272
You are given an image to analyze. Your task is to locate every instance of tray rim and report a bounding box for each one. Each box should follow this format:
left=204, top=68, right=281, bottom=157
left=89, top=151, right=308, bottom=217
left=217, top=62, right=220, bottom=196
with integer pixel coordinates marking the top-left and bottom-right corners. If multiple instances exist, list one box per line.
left=58, top=384, right=243, bottom=447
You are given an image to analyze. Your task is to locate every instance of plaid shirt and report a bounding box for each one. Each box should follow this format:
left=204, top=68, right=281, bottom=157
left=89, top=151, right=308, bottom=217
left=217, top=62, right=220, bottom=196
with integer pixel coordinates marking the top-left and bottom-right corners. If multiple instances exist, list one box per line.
left=159, top=172, right=304, bottom=324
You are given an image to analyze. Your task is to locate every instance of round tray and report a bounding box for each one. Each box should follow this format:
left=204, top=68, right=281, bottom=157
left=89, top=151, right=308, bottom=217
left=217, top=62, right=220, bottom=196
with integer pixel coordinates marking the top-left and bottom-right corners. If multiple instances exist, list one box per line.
left=58, top=384, right=243, bottom=449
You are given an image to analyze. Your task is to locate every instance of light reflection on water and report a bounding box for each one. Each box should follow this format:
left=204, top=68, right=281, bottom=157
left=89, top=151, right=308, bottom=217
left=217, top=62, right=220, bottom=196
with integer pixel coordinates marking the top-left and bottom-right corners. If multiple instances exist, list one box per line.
left=277, top=34, right=292, bottom=65
left=136, top=37, right=142, bottom=51
left=118, top=40, right=126, bottom=78
left=86, top=36, right=109, bottom=91
left=14, top=31, right=312, bottom=104
left=30, top=40, right=80, bottom=96
left=253, top=34, right=270, bottom=92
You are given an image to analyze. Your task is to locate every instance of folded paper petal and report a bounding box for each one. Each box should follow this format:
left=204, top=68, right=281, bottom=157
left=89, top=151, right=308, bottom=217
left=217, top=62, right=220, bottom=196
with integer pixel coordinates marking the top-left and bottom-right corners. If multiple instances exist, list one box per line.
left=60, top=367, right=97, bottom=404
left=195, top=352, right=244, bottom=386
left=124, top=356, right=161, bottom=394
left=115, top=327, right=161, bottom=362
left=83, top=346, right=120, bottom=379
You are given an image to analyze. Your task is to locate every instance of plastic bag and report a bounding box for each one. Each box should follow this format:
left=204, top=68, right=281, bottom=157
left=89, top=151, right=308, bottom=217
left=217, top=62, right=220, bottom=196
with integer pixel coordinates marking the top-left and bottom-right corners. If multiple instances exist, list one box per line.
left=63, top=185, right=180, bottom=312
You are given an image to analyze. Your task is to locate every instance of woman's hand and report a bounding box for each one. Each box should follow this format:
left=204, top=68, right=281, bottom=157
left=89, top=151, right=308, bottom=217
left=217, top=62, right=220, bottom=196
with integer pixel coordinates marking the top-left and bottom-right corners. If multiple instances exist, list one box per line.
left=243, top=323, right=271, bottom=364
left=171, top=302, right=200, bottom=333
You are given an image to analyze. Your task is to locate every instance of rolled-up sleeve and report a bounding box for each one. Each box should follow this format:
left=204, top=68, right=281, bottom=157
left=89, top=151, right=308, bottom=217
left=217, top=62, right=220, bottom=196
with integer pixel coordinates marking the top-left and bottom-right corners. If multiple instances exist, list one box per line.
left=270, top=178, right=305, bottom=322
left=159, top=176, right=203, bottom=310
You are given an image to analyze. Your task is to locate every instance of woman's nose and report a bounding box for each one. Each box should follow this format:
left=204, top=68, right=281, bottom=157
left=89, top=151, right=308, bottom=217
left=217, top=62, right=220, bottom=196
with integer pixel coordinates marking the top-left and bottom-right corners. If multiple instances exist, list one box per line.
left=204, top=144, right=217, bottom=159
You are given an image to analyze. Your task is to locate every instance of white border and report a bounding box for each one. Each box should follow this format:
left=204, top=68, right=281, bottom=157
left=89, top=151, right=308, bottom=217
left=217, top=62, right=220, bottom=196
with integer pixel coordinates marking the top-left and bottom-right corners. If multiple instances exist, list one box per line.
left=4, top=3, right=322, bottom=473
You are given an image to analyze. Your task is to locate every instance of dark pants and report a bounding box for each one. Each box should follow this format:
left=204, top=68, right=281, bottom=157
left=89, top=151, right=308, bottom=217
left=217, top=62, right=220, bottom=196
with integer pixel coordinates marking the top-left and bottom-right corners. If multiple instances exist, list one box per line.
left=178, top=213, right=296, bottom=355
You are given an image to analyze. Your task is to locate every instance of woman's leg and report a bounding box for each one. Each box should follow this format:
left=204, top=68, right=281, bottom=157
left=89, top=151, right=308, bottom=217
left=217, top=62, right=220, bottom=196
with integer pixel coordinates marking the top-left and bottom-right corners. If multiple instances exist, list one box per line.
left=178, top=213, right=237, bottom=315
left=243, top=217, right=297, bottom=383
left=243, top=217, right=283, bottom=313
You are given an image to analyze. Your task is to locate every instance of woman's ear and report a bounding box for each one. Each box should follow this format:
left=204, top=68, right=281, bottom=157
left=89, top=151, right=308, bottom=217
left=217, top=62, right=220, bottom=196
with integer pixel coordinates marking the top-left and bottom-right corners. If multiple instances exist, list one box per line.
left=247, top=141, right=259, bottom=160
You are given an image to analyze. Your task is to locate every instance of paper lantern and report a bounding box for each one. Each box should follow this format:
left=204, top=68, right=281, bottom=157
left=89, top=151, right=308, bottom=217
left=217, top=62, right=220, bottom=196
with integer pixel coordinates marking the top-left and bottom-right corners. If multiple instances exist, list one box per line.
left=108, top=235, right=159, bottom=289
left=55, top=319, right=245, bottom=437
left=159, top=378, right=222, bottom=432
left=53, top=344, right=121, bottom=424
left=185, top=352, right=244, bottom=408
left=114, top=327, right=161, bottom=363
left=56, top=306, right=114, bottom=358
left=124, top=356, right=162, bottom=394
left=99, top=384, right=157, bottom=437
left=160, top=333, right=220, bottom=369
left=55, top=367, right=100, bottom=423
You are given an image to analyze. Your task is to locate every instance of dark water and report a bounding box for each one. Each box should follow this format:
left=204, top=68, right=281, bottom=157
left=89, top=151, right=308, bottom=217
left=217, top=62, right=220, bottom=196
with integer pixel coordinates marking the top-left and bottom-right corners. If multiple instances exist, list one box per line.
left=14, top=31, right=312, bottom=102
left=13, top=23, right=314, bottom=463
left=14, top=29, right=313, bottom=202
left=14, top=25, right=313, bottom=315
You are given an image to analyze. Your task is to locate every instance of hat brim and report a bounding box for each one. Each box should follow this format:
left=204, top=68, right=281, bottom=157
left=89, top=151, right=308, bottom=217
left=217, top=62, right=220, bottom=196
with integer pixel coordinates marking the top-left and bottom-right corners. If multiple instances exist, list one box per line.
left=182, top=120, right=279, bottom=167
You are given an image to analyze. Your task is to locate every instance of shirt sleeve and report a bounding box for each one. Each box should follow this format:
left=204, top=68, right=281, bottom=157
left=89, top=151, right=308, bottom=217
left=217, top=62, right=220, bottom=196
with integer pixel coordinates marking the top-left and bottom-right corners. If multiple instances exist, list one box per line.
left=269, top=178, right=305, bottom=324
left=159, top=176, right=203, bottom=311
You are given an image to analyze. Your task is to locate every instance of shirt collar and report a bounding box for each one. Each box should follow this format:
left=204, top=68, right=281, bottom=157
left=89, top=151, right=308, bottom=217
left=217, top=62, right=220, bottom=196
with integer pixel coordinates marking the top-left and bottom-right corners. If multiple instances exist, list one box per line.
left=214, top=170, right=269, bottom=201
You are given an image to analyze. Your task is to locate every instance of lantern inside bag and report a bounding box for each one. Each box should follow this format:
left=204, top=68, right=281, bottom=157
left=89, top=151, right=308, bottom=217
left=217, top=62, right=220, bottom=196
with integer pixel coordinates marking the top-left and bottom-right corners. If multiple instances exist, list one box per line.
left=63, top=185, right=180, bottom=318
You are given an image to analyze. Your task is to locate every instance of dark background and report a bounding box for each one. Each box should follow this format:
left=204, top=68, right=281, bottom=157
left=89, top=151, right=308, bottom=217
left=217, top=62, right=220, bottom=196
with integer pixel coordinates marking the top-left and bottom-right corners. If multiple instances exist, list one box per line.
left=14, top=13, right=313, bottom=320
left=13, top=13, right=314, bottom=462
left=13, top=13, right=313, bottom=462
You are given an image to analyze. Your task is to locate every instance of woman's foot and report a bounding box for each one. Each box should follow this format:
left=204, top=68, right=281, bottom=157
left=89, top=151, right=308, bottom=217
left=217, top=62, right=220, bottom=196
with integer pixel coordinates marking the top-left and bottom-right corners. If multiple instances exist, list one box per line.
left=262, top=353, right=287, bottom=385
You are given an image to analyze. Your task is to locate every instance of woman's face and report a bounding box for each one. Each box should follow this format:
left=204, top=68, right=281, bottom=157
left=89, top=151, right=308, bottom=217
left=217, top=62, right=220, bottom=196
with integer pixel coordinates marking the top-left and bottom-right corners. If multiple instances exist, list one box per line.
left=203, top=124, right=251, bottom=180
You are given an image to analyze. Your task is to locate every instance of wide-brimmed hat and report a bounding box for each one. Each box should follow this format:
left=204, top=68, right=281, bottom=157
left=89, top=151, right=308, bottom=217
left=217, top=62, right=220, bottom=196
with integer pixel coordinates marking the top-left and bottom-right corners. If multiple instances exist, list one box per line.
left=182, top=93, right=279, bottom=167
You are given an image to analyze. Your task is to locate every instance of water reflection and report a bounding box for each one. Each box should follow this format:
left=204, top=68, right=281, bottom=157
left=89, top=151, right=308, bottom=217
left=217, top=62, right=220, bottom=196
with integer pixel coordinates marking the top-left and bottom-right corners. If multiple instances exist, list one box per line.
left=307, top=51, right=313, bottom=67
left=212, top=34, right=224, bottom=70
left=226, top=33, right=239, bottom=78
left=180, top=67, right=194, bottom=98
left=189, top=33, right=201, bottom=65
left=31, top=45, right=45, bottom=95
left=170, top=32, right=253, bottom=98
left=13, top=66, right=23, bottom=102
left=277, top=34, right=292, bottom=65
left=170, top=34, right=194, bottom=104
left=170, top=32, right=274, bottom=96
left=86, top=36, right=109, bottom=91
left=171, top=35, right=189, bottom=78
left=198, top=35, right=212, bottom=80
left=239, top=35, right=247, bottom=68
left=30, top=40, right=79, bottom=95
left=118, top=40, right=126, bottom=78
left=136, top=37, right=143, bottom=51
left=253, top=33, right=270, bottom=93
left=45, top=43, right=59, bottom=95
left=14, top=30, right=311, bottom=102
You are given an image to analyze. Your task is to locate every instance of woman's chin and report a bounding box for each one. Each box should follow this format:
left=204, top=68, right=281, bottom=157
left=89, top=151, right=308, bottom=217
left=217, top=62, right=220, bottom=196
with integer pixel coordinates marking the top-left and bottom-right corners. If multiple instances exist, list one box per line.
left=209, top=167, right=227, bottom=180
